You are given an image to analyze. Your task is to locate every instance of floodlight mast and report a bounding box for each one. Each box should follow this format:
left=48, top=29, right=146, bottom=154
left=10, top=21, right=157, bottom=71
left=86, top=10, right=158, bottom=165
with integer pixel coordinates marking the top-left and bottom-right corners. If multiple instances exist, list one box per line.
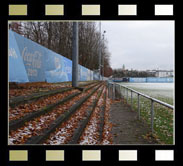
left=72, top=22, right=79, bottom=87
left=102, top=30, right=106, bottom=80
left=98, top=22, right=101, bottom=81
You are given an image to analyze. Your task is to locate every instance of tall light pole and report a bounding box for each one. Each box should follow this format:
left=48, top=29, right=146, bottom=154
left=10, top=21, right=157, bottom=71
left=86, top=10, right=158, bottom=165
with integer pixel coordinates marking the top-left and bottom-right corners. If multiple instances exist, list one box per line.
left=98, top=22, right=101, bottom=80
left=72, top=22, right=79, bottom=87
left=102, top=30, right=106, bottom=81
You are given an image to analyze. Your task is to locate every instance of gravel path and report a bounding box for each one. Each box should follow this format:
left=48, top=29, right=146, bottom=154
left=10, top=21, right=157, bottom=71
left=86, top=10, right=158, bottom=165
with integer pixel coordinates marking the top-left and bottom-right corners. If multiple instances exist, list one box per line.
left=110, top=100, right=158, bottom=145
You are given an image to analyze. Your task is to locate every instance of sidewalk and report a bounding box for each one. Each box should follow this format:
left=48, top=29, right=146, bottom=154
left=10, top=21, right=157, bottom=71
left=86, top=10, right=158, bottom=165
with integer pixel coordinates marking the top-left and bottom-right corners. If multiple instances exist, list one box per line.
left=110, top=100, right=158, bottom=144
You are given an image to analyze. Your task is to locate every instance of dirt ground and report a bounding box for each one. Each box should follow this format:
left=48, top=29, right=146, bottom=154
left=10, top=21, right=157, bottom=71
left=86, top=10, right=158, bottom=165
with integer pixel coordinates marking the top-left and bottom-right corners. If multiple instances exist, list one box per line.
left=110, top=100, right=158, bottom=145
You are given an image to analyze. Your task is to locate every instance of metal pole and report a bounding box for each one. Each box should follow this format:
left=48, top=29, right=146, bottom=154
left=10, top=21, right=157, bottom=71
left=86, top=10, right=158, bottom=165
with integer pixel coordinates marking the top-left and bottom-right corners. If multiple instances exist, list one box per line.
left=114, top=84, right=116, bottom=100
left=102, top=54, right=104, bottom=80
left=118, top=84, right=120, bottom=99
left=102, top=31, right=106, bottom=81
left=122, top=87, right=125, bottom=99
left=111, top=84, right=113, bottom=99
left=120, top=85, right=122, bottom=98
left=108, top=84, right=110, bottom=98
left=126, top=88, right=128, bottom=103
left=131, top=90, right=133, bottom=107
left=123, top=87, right=125, bottom=99
left=151, top=100, right=154, bottom=133
left=109, top=84, right=111, bottom=99
left=98, top=22, right=101, bottom=80
left=124, top=88, right=126, bottom=99
left=112, top=84, right=114, bottom=100
left=138, top=94, right=140, bottom=120
left=72, top=22, right=79, bottom=87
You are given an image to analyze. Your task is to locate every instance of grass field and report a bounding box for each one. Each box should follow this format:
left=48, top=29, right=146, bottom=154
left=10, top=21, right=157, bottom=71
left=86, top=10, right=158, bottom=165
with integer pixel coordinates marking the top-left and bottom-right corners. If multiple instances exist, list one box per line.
left=117, top=83, right=174, bottom=144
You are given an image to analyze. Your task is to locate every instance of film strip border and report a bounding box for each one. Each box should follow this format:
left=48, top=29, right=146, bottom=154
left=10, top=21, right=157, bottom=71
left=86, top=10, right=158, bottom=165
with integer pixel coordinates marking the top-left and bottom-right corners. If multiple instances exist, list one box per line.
left=8, top=4, right=174, bottom=16
left=6, top=2, right=175, bottom=19
left=7, top=149, right=175, bottom=162
left=2, top=1, right=178, bottom=166
left=9, top=4, right=173, bottom=16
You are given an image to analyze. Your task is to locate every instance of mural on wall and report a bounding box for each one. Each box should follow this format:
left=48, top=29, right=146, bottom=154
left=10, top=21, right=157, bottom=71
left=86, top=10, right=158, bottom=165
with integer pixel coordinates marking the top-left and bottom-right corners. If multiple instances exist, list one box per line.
left=62, top=56, right=72, bottom=81
left=44, top=49, right=70, bottom=83
left=80, top=66, right=88, bottom=81
left=9, top=30, right=95, bottom=83
left=13, top=31, right=46, bottom=82
left=9, top=31, right=29, bottom=82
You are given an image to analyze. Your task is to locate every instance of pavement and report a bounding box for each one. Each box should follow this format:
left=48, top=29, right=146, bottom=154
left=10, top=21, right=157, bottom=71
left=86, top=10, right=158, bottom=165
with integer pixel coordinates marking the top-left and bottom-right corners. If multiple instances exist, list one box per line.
left=110, top=100, right=158, bottom=145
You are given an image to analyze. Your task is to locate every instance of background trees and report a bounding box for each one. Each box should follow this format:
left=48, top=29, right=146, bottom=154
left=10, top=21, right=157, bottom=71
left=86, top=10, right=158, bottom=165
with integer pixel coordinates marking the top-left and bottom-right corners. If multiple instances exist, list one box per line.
left=112, top=68, right=156, bottom=77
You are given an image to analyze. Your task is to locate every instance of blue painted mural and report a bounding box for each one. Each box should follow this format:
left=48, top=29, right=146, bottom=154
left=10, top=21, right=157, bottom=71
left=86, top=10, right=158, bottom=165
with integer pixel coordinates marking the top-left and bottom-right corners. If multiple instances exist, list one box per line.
left=44, top=49, right=71, bottom=82
left=13, top=31, right=46, bottom=82
left=9, top=30, right=97, bottom=83
left=9, top=31, right=29, bottom=82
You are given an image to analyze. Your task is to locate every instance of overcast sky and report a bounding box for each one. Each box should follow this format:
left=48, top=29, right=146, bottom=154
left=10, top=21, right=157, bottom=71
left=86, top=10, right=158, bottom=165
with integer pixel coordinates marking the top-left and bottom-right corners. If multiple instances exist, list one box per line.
left=99, top=21, right=174, bottom=70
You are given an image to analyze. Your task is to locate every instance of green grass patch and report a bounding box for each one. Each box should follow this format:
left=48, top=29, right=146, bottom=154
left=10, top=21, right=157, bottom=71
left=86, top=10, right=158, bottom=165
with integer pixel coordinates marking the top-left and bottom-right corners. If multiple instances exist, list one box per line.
left=119, top=86, right=174, bottom=144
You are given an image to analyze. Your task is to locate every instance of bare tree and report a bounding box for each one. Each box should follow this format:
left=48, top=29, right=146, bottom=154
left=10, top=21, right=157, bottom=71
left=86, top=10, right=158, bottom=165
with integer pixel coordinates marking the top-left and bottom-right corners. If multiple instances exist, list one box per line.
left=11, top=21, right=112, bottom=76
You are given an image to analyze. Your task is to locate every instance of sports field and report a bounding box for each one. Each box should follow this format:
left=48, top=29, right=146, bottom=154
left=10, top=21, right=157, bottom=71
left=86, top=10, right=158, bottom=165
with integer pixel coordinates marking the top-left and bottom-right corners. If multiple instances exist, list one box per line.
left=118, top=83, right=174, bottom=105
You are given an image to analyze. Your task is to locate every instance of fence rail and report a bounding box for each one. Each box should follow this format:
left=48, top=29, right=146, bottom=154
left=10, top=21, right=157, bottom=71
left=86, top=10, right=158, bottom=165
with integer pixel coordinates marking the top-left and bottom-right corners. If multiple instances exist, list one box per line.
left=108, top=81, right=174, bottom=133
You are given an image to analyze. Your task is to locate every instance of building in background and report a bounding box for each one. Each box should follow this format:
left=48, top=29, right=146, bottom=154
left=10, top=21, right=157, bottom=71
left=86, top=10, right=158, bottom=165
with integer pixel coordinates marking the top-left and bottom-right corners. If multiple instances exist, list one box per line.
left=154, top=70, right=174, bottom=77
left=146, top=69, right=174, bottom=77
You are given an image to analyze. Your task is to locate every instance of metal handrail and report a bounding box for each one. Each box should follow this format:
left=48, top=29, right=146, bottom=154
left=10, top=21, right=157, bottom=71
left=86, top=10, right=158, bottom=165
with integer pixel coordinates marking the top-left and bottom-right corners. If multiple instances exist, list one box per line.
left=108, top=82, right=174, bottom=133
left=119, top=84, right=174, bottom=110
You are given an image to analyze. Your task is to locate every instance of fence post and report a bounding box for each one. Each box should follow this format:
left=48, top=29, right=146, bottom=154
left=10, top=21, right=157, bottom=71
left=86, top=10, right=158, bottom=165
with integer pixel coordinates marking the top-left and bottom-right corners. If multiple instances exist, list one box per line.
left=122, top=86, right=123, bottom=98
left=131, top=90, right=133, bottom=107
left=138, top=94, right=140, bottom=120
left=108, top=83, right=110, bottom=98
left=123, top=87, right=124, bottom=99
left=120, top=85, right=123, bottom=99
left=110, top=84, right=112, bottom=99
left=126, top=88, right=128, bottom=103
left=113, top=83, right=115, bottom=100
left=111, top=84, right=113, bottom=100
left=118, top=84, right=121, bottom=99
left=151, top=100, right=154, bottom=133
